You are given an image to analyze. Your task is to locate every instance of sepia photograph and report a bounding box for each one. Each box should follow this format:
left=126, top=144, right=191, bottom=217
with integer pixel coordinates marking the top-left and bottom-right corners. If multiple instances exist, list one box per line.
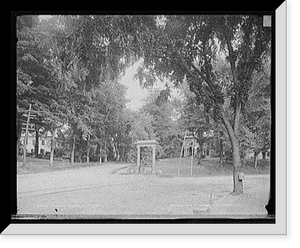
left=7, top=6, right=287, bottom=235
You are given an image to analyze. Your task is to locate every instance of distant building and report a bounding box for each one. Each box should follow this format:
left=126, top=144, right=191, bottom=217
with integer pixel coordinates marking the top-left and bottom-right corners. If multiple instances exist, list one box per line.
left=181, top=131, right=215, bottom=158
left=182, top=135, right=198, bottom=157
left=244, top=149, right=270, bottom=160
left=181, top=130, right=270, bottom=160
left=19, top=131, right=60, bottom=155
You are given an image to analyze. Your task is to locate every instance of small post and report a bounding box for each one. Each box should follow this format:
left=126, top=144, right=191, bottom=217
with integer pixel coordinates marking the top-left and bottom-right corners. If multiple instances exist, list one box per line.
left=71, top=135, right=75, bottom=164
left=178, top=131, right=187, bottom=176
left=137, top=145, right=140, bottom=172
left=178, top=142, right=184, bottom=176
left=209, top=192, right=214, bottom=206
left=152, top=145, right=156, bottom=173
left=191, top=143, right=194, bottom=176
left=86, top=134, right=90, bottom=163
left=99, top=147, right=102, bottom=164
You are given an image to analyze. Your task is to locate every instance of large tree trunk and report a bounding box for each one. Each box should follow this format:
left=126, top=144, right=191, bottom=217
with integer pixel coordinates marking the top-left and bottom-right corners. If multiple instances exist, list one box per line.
left=115, top=143, right=120, bottom=162
left=219, top=138, right=224, bottom=166
left=97, top=143, right=102, bottom=164
left=262, top=151, right=266, bottom=159
left=99, top=148, right=102, bottom=164
left=86, top=135, right=90, bottom=163
left=253, top=151, right=259, bottom=169
left=221, top=108, right=243, bottom=195
left=71, top=135, right=75, bottom=164
left=104, top=140, right=107, bottom=163
left=231, top=138, right=243, bottom=194
left=34, top=125, right=40, bottom=158
left=86, top=148, right=90, bottom=163
left=221, top=28, right=244, bottom=194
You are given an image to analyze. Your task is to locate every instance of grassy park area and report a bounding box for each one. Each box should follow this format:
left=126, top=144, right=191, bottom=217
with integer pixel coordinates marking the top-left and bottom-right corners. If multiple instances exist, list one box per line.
left=17, top=156, right=270, bottom=178
left=16, top=157, right=108, bottom=175
left=154, top=157, right=270, bottom=178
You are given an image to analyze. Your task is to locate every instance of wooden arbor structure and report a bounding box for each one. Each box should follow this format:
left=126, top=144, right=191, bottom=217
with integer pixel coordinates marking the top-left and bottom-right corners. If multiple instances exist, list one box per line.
left=135, top=140, right=158, bottom=173
left=178, top=131, right=196, bottom=176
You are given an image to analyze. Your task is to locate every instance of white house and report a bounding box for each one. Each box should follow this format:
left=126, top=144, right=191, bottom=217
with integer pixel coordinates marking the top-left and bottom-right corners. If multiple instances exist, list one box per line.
left=20, top=131, right=55, bottom=155
left=181, top=131, right=215, bottom=158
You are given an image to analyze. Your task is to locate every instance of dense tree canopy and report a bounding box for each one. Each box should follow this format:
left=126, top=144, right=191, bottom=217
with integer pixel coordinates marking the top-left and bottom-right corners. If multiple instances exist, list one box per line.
left=133, top=15, right=271, bottom=193
left=16, top=15, right=272, bottom=194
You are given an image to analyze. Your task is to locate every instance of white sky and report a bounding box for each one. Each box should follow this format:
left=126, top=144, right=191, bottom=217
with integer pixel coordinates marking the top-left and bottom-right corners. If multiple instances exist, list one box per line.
left=120, top=60, right=174, bottom=111
left=120, top=60, right=149, bottom=111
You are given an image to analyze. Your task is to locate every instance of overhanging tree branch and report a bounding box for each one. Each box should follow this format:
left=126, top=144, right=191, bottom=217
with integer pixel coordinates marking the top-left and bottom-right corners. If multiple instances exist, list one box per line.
left=179, top=59, right=215, bottom=102
left=221, top=24, right=241, bottom=134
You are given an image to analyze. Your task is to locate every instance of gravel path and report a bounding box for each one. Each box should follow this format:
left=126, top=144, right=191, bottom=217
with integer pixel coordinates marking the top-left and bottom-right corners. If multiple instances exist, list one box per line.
left=17, top=163, right=270, bottom=217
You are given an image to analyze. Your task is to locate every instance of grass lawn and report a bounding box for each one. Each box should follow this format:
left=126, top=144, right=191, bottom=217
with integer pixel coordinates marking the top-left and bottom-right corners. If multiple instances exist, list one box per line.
left=16, top=156, right=270, bottom=177
left=16, top=157, right=105, bottom=175
left=154, top=157, right=270, bottom=177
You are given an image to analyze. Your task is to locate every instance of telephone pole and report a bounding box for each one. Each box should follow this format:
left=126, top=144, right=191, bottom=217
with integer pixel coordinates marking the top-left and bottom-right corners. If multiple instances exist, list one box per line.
left=22, top=104, right=31, bottom=166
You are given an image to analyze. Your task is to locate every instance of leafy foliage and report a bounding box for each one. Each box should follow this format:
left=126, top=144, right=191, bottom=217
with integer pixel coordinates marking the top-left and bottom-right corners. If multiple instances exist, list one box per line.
left=16, top=14, right=271, bottom=173
left=16, top=15, right=142, bottom=162
left=141, top=89, right=182, bottom=158
left=242, top=61, right=271, bottom=156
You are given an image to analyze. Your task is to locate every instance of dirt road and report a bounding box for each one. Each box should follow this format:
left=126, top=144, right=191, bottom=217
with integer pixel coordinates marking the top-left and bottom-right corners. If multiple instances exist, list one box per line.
left=17, top=163, right=269, bottom=217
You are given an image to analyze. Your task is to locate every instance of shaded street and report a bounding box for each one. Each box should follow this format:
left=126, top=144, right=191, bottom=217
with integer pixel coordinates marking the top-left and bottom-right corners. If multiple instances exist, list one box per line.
left=17, top=163, right=270, bottom=218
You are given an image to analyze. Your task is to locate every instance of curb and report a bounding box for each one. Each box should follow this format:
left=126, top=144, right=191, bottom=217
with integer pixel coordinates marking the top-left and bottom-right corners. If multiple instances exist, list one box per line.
left=208, top=191, right=268, bottom=215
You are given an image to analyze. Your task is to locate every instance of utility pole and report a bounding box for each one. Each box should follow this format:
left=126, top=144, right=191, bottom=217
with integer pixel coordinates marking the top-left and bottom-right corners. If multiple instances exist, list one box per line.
left=23, top=104, right=31, bottom=166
